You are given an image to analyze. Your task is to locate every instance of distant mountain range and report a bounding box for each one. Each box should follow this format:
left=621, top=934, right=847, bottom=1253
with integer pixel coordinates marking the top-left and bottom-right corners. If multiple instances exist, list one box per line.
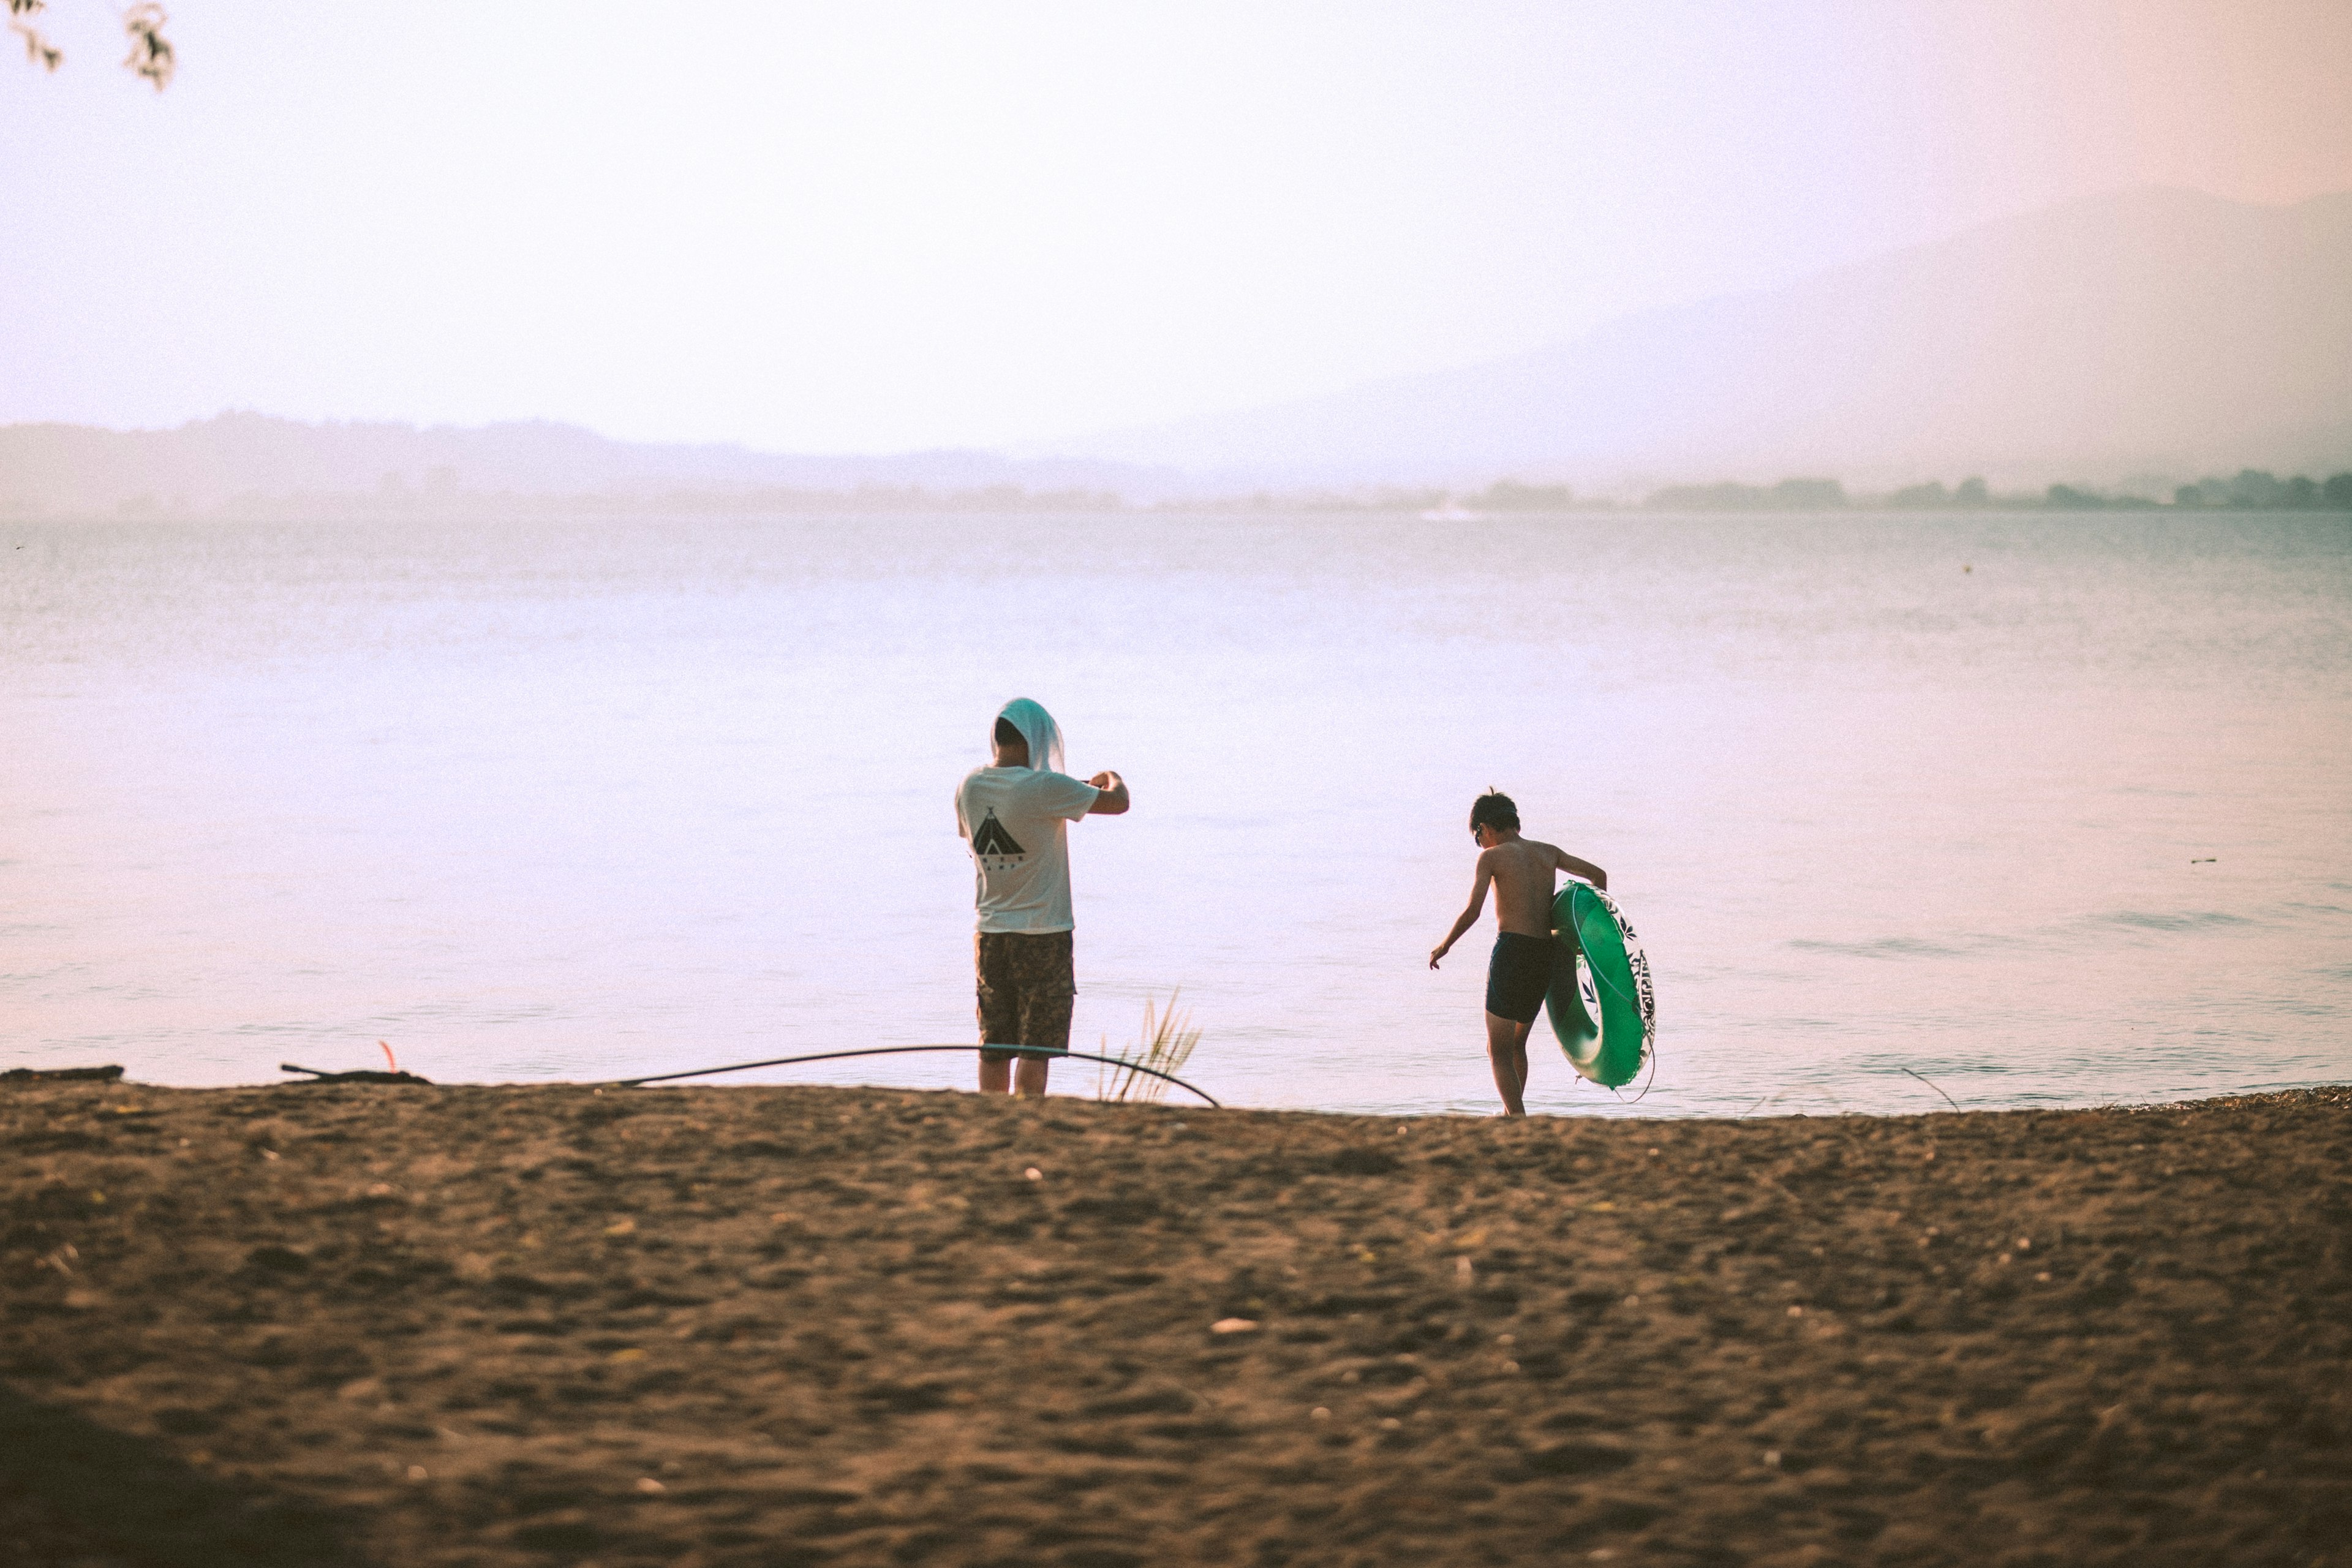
left=1043, top=186, right=2352, bottom=492
left=6, top=185, right=2347, bottom=513
left=0, top=415, right=1181, bottom=516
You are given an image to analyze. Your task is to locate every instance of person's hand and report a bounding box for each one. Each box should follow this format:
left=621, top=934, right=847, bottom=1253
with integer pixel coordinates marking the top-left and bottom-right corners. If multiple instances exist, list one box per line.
left=1428, top=944, right=1448, bottom=970
left=1088, top=771, right=1114, bottom=789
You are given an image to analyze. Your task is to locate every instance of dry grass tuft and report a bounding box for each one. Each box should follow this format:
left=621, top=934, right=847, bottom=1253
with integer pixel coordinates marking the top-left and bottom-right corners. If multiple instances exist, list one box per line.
left=1095, top=991, right=1203, bottom=1104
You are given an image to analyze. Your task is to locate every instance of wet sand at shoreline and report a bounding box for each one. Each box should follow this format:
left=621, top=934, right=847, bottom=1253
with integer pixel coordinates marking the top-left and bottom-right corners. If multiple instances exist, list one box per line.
left=4, top=1079, right=2347, bottom=1567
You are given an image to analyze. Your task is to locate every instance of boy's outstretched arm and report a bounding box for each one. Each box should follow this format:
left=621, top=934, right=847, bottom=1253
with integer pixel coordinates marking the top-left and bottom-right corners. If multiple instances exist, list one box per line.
left=1555, top=846, right=1607, bottom=891
left=1430, top=859, right=1494, bottom=969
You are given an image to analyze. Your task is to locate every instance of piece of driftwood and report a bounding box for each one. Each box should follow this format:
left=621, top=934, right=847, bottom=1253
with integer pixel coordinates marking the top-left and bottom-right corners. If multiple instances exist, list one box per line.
left=2, top=1065, right=126, bottom=1084
left=278, top=1063, right=434, bottom=1086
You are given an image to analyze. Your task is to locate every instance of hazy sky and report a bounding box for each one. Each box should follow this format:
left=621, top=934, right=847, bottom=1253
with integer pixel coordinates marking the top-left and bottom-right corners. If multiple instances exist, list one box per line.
left=4, top=1, right=2347, bottom=453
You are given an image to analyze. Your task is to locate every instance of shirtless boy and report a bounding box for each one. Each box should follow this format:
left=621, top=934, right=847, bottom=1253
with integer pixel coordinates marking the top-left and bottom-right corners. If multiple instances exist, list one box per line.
left=1428, top=791, right=1609, bottom=1117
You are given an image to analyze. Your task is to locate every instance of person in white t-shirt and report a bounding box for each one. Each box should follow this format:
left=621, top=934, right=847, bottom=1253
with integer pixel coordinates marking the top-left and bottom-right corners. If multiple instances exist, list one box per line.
left=954, top=698, right=1129, bottom=1097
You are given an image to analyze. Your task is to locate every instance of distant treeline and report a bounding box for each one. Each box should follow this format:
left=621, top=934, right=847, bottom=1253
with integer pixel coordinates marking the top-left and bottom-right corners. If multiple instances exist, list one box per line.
left=2160, top=470, right=2352, bottom=510
left=1638, top=469, right=2352, bottom=513
left=31, top=461, right=2352, bottom=521
left=1254, top=469, right=2352, bottom=516
left=104, top=482, right=1129, bottom=518
left=541, top=483, right=1131, bottom=514
left=1645, top=478, right=1851, bottom=511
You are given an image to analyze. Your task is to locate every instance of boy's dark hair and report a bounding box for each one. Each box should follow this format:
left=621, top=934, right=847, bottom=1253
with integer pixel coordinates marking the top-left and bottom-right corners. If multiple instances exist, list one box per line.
left=1469, top=790, right=1519, bottom=832
left=994, top=716, right=1022, bottom=748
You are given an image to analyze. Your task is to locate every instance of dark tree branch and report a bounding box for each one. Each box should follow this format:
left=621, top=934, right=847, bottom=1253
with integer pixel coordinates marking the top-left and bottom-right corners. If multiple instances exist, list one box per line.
left=9, top=0, right=64, bottom=72
left=123, top=2, right=172, bottom=89
left=8, top=0, right=176, bottom=87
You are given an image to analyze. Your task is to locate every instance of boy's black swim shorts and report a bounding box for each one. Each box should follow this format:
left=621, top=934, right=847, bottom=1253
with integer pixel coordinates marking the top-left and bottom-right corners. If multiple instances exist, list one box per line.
left=1485, top=932, right=1555, bottom=1024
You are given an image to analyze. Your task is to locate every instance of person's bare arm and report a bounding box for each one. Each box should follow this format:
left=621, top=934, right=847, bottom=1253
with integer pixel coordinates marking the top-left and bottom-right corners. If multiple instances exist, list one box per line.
left=1430, top=854, right=1494, bottom=968
left=1086, top=771, right=1129, bottom=815
left=1554, top=845, right=1607, bottom=891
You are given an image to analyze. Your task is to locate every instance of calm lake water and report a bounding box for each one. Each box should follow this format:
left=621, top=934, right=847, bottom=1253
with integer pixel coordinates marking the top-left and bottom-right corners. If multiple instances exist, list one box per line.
left=6, top=510, right=2348, bottom=1117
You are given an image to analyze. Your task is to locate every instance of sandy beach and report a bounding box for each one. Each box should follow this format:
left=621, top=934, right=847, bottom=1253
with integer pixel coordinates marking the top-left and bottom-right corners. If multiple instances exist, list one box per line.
left=3, top=1077, right=2346, bottom=1567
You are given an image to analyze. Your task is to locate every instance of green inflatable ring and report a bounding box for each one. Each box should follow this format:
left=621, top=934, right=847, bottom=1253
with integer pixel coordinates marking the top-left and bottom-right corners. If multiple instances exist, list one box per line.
left=1545, top=882, right=1656, bottom=1088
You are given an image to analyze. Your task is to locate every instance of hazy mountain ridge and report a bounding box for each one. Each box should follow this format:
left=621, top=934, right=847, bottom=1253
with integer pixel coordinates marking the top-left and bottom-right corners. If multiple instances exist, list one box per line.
left=8, top=187, right=2347, bottom=513
left=0, top=413, right=1182, bottom=515
left=1047, top=187, right=2352, bottom=492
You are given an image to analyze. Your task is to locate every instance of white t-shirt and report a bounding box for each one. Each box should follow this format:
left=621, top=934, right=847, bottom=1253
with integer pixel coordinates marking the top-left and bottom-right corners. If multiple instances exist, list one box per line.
left=956, top=765, right=1102, bottom=933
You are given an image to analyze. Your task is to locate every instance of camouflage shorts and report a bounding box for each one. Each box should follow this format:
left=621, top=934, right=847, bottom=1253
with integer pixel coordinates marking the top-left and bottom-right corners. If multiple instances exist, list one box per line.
left=976, top=930, right=1075, bottom=1063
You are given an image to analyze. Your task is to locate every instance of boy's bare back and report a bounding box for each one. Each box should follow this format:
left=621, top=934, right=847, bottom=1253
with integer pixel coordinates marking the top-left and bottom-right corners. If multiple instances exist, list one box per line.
left=1480, top=837, right=1604, bottom=937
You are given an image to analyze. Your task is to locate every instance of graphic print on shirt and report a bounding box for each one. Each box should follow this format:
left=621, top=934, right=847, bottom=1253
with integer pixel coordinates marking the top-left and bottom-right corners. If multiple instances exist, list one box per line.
left=970, top=809, right=1026, bottom=859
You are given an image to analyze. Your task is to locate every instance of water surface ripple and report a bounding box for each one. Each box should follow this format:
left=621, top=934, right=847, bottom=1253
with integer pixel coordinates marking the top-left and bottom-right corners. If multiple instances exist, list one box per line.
left=5, top=510, right=2348, bottom=1116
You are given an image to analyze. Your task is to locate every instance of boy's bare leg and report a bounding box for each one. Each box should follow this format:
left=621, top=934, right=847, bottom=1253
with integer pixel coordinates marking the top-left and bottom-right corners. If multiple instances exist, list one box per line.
left=1484, top=1011, right=1529, bottom=1117
left=979, top=1055, right=1012, bottom=1094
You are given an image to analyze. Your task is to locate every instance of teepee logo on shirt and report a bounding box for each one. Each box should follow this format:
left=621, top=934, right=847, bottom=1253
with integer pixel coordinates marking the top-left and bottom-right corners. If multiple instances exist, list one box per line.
left=971, top=809, right=1026, bottom=858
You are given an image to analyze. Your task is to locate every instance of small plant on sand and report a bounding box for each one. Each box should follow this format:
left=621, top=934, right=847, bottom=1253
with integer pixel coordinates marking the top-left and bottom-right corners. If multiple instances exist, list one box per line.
left=1095, top=992, right=1202, bottom=1104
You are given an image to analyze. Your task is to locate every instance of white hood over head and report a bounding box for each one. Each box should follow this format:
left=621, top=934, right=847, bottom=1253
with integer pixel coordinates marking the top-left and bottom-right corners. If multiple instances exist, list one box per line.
left=993, top=697, right=1065, bottom=774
